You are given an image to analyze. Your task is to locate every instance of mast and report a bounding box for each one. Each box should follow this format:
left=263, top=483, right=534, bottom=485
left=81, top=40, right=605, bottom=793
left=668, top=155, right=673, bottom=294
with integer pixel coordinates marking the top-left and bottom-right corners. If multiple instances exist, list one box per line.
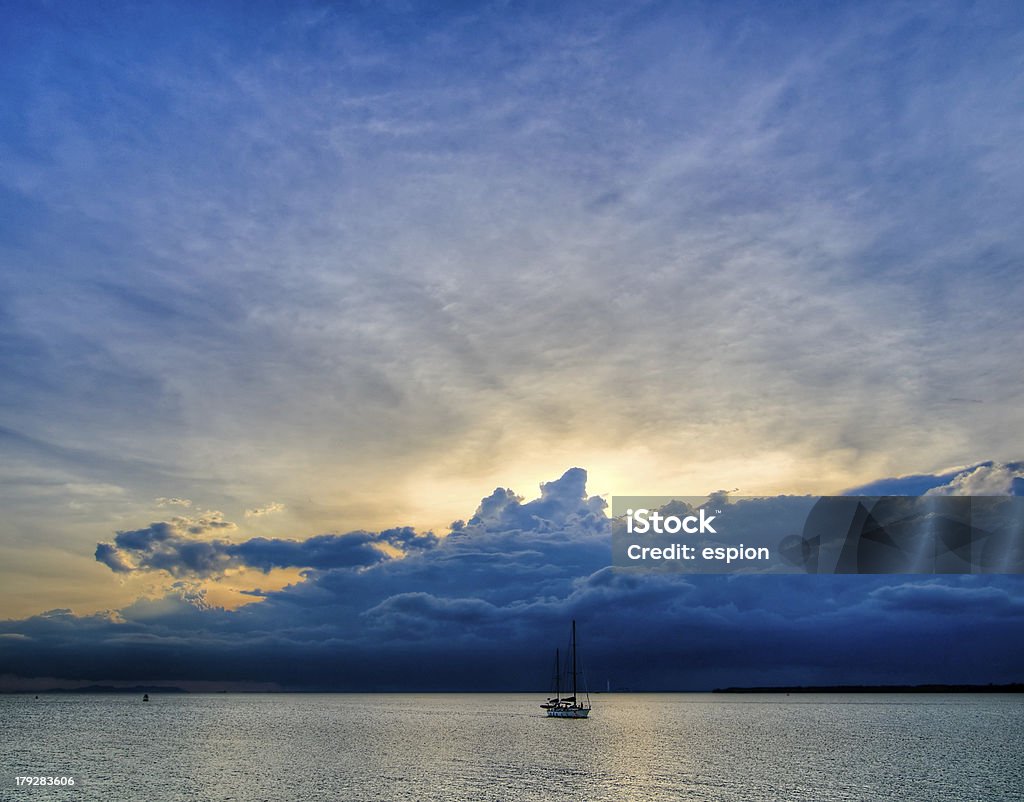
left=555, top=648, right=560, bottom=701
left=572, top=619, right=578, bottom=701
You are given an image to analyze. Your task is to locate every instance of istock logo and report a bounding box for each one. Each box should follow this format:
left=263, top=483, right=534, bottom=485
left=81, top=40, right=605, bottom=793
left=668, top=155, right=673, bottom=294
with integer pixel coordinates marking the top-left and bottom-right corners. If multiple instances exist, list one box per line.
left=625, top=508, right=718, bottom=535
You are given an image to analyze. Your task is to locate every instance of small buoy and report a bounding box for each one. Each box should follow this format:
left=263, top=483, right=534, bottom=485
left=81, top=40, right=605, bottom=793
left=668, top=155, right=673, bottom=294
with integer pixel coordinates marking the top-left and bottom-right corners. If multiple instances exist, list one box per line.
left=142, top=693, right=149, bottom=702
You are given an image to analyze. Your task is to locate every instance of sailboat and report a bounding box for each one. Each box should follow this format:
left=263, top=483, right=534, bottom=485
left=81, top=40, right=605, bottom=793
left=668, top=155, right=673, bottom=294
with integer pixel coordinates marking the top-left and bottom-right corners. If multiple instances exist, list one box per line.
left=540, top=620, right=591, bottom=718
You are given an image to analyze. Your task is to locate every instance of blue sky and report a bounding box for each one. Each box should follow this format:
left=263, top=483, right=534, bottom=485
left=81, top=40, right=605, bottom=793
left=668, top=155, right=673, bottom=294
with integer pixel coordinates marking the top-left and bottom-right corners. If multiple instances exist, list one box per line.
left=2, top=1, right=1024, bottom=688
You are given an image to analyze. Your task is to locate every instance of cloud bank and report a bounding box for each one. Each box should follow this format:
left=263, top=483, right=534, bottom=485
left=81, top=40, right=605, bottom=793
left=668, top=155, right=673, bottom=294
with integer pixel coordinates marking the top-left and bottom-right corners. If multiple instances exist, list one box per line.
left=2, top=466, right=1023, bottom=691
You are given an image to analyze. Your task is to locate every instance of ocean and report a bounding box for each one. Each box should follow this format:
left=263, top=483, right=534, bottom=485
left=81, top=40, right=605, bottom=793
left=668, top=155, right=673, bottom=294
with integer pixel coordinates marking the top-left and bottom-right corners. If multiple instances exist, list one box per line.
left=2, top=693, right=1021, bottom=801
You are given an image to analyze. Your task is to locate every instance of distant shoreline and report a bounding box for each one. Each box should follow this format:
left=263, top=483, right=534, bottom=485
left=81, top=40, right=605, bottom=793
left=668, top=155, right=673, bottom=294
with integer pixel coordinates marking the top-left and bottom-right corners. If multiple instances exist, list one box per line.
left=713, top=684, right=1024, bottom=694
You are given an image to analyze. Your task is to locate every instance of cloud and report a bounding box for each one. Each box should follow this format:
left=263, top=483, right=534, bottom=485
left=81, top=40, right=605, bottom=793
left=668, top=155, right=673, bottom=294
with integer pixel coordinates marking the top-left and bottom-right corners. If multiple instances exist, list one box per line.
left=231, top=528, right=439, bottom=573
left=4, top=1, right=1024, bottom=556
left=95, top=511, right=439, bottom=579
left=244, top=502, right=285, bottom=517
left=5, top=3, right=1024, bottom=686
left=94, top=543, right=134, bottom=574
left=923, top=462, right=1024, bottom=497
left=845, top=461, right=1024, bottom=497
left=463, top=467, right=607, bottom=534
left=96, top=469, right=598, bottom=581
left=156, top=497, right=193, bottom=508
left=869, top=582, right=1024, bottom=618
left=0, top=467, right=1010, bottom=689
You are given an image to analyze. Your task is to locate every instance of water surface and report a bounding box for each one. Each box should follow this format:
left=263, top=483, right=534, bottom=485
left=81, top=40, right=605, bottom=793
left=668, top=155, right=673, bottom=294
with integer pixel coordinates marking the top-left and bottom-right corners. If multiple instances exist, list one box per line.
left=2, top=693, right=1021, bottom=801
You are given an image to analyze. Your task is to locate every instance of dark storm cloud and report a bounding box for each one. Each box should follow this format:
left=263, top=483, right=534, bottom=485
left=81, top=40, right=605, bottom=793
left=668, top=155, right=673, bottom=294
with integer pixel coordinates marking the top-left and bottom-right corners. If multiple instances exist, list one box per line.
left=868, top=582, right=1024, bottom=617
left=233, top=528, right=439, bottom=572
left=94, top=514, right=439, bottom=579
left=94, top=542, right=133, bottom=574
left=2, top=467, right=1021, bottom=690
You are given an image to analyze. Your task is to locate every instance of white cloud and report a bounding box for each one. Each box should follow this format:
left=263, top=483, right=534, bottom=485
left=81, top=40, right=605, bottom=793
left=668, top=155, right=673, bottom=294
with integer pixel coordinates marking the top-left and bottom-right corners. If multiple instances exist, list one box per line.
left=156, top=497, right=193, bottom=508
left=244, top=502, right=285, bottom=517
left=925, top=463, right=1024, bottom=497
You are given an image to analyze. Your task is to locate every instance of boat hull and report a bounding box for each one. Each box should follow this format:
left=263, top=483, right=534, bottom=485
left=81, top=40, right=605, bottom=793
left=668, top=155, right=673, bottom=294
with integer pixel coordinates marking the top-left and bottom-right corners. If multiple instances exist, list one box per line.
left=546, top=707, right=590, bottom=718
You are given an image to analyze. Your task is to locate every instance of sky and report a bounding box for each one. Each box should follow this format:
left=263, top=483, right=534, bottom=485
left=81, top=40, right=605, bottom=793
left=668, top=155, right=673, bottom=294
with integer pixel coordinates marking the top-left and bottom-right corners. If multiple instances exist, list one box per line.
left=2, top=0, right=1024, bottom=690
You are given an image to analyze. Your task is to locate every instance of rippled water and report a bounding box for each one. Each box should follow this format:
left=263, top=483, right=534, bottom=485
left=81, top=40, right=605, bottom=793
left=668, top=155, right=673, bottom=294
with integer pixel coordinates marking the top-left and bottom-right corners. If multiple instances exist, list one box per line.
left=2, top=693, right=1022, bottom=801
